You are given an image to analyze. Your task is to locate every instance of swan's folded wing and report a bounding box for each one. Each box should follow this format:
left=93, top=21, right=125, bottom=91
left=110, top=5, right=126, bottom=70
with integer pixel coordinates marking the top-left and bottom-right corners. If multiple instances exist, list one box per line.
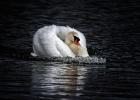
left=55, top=37, right=75, bottom=57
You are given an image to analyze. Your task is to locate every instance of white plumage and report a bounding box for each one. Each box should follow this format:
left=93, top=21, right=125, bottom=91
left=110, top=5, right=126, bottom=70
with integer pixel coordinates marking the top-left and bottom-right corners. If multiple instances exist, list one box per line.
left=31, top=25, right=89, bottom=57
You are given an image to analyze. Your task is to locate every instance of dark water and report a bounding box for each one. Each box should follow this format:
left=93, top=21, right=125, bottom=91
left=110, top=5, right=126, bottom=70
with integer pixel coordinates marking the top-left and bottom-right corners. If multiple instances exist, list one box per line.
left=0, top=0, right=140, bottom=100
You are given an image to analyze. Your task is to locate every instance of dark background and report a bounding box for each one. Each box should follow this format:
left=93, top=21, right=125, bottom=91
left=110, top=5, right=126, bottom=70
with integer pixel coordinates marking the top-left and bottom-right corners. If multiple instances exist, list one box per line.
left=0, top=0, right=140, bottom=100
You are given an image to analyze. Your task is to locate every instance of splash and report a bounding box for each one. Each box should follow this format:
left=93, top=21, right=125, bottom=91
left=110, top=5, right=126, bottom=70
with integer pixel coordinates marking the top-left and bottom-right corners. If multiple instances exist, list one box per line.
left=31, top=56, right=106, bottom=64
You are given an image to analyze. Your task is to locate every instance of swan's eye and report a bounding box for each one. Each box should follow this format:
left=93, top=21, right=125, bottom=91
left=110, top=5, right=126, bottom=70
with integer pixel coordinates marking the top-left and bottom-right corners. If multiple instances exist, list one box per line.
left=74, top=36, right=80, bottom=41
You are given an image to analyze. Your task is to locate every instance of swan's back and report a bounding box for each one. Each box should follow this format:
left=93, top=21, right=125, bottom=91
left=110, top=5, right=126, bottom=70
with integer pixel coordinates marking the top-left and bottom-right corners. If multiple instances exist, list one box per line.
left=32, top=25, right=88, bottom=57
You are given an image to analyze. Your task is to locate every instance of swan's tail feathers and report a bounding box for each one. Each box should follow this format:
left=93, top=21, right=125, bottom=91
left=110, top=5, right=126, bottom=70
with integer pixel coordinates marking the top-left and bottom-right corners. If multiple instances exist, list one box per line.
left=30, top=52, right=37, bottom=57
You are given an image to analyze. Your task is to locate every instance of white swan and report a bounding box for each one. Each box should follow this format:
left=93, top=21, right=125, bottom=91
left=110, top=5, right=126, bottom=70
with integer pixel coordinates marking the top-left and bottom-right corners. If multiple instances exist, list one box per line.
left=31, top=25, right=89, bottom=58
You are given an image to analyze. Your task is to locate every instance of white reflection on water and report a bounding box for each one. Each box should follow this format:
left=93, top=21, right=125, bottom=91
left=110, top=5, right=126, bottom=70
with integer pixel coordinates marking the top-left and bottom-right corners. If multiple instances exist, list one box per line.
left=31, top=62, right=88, bottom=97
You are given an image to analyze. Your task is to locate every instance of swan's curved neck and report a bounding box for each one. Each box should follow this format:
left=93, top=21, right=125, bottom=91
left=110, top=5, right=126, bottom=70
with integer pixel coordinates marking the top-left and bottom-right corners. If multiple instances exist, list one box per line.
left=57, top=31, right=89, bottom=57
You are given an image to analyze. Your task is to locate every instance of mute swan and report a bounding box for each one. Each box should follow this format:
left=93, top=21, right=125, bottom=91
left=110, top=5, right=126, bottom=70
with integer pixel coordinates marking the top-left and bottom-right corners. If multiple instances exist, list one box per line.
left=31, top=25, right=89, bottom=57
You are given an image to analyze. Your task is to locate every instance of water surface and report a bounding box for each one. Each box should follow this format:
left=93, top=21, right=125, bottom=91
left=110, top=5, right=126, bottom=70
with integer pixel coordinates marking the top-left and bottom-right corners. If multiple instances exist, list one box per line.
left=0, top=0, right=140, bottom=100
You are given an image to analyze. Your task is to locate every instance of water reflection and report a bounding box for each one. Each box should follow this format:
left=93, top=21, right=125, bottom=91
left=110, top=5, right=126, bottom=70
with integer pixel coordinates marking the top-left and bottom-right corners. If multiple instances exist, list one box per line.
left=31, top=62, right=88, bottom=98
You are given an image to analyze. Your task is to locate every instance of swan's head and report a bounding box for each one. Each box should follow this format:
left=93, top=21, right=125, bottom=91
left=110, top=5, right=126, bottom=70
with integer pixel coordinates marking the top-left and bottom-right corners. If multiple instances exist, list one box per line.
left=65, top=32, right=89, bottom=57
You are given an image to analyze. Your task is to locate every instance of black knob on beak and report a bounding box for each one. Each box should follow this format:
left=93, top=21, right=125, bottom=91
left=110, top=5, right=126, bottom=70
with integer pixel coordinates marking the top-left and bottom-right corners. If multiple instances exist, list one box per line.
left=74, top=36, right=80, bottom=41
